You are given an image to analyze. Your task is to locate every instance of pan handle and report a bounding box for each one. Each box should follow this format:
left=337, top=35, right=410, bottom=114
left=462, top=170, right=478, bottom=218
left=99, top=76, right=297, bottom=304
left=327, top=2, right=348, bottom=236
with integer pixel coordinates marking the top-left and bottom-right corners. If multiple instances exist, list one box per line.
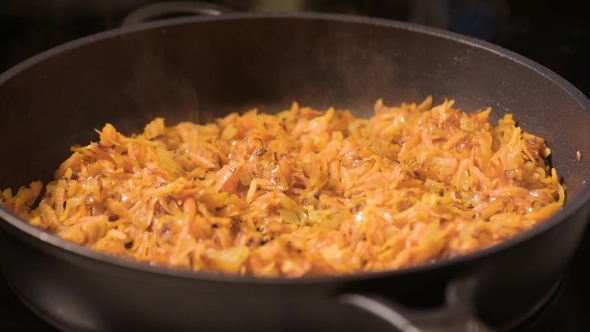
left=122, top=1, right=234, bottom=27
left=338, top=275, right=496, bottom=332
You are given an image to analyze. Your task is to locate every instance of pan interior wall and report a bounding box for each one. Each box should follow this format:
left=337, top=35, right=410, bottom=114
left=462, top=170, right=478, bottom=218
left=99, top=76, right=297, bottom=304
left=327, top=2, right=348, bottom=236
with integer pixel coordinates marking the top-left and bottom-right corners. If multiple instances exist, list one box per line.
left=0, top=16, right=588, bottom=201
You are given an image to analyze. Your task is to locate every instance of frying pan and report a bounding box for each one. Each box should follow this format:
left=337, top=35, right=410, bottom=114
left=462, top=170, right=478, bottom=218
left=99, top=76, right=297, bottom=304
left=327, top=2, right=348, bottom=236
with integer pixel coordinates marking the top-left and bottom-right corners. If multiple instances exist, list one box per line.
left=1, top=4, right=589, bottom=332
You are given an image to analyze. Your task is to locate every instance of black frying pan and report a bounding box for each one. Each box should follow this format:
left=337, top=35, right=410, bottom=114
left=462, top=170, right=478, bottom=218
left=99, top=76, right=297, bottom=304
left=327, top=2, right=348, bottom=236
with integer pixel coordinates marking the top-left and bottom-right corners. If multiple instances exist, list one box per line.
left=1, top=5, right=589, bottom=332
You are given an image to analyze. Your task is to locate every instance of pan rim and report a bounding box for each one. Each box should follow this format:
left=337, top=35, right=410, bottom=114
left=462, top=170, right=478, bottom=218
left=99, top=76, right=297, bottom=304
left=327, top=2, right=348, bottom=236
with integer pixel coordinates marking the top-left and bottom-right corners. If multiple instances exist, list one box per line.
left=1, top=11, right=589, bottom=285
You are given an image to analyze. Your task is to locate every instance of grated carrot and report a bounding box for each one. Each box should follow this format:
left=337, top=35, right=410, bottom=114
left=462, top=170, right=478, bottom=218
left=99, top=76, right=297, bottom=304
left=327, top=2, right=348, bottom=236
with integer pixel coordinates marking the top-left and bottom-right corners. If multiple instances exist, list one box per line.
left=0, top=97, right=564, bottom=277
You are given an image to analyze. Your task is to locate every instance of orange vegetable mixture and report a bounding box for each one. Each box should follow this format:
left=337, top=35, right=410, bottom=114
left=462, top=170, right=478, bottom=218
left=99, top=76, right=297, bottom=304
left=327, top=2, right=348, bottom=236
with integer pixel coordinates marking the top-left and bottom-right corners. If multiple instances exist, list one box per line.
left=0, top=96, right=564, bottom=276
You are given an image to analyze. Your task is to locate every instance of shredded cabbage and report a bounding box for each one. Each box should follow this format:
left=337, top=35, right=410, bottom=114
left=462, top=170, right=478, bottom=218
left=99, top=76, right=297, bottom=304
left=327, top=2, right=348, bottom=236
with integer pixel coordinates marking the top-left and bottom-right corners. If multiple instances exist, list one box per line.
left=0, top=97, right=564, bottom=277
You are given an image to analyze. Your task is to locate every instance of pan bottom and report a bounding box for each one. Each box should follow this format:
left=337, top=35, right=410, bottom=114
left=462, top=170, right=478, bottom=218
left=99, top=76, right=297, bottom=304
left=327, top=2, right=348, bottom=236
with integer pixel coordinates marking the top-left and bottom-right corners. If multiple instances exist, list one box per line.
left=5, top=275, right=563, bottom=332
left=5, top=277, right=75, bottom=332
left=499, top=274, right=563, bottom=331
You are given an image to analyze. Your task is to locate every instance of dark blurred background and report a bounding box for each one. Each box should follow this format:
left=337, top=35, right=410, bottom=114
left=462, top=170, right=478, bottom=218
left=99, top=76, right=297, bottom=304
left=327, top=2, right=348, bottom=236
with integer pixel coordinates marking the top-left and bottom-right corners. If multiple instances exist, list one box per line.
left=0, top=0, right=588, bottom=96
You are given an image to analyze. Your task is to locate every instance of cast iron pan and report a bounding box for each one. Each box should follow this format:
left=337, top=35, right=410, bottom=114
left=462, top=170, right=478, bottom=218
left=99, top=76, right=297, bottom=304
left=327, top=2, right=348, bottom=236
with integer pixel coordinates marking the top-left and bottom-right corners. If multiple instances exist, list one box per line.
left=0, top=3, right=589, bottom=332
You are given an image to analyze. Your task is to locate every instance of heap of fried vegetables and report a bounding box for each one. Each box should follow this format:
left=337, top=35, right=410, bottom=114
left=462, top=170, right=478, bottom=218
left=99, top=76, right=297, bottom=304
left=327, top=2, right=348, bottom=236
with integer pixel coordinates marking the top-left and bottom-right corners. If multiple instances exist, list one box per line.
left=0, top=96, right=564, bottom=276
